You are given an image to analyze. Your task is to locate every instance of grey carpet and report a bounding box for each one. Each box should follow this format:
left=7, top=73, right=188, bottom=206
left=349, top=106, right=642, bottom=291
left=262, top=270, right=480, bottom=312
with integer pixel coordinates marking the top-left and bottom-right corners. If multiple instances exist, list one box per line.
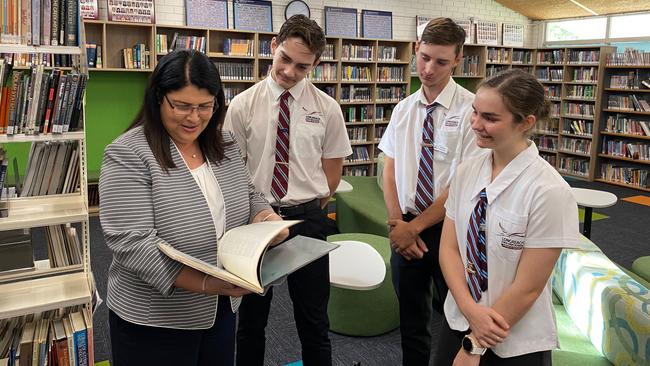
left=30, top=179, right=649, bottom=365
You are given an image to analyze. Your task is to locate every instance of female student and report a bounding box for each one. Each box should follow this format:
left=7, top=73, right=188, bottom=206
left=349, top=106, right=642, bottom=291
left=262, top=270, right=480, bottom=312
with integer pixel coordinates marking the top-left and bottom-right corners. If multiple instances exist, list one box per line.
left=435, top=69, right=580, bottom=366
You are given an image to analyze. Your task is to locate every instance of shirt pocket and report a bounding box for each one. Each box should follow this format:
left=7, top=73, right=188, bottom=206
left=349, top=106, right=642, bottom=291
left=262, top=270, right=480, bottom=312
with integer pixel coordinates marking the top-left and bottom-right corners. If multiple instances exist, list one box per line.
left=433, top=129, right=459, bottom=163
left=488, top=208, right=527, bottom=262
left=292, top=118, right=325, bottom=159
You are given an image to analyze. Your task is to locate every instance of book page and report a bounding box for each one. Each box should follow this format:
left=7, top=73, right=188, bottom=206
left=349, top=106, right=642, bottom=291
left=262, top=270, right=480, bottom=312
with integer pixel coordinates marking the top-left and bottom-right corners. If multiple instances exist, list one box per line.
left=218, top=220, right=299, bottom=287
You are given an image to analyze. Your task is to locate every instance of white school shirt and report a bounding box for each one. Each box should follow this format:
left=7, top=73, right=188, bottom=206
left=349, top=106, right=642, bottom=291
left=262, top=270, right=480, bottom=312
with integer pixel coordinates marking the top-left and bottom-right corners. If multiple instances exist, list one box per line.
left=188, top=161, right=242, bottom=313
left=378, top=78, right=484, bottom=215
left=443, top=141, right=581, bottom=358
left=224, top=76, right=352, bottom=206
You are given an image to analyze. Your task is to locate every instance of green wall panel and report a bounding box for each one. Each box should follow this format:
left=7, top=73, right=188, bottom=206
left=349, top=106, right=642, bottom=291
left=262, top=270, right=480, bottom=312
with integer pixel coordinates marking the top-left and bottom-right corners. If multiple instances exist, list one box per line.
left=85, top=71, right=148, bottom=177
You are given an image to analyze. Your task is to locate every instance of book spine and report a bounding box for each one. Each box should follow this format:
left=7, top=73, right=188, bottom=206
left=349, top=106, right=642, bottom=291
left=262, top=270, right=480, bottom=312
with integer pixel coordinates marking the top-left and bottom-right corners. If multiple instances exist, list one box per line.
left=51, top=0, right=59, bottom=45
left=65, top=0, right=76, bottom=45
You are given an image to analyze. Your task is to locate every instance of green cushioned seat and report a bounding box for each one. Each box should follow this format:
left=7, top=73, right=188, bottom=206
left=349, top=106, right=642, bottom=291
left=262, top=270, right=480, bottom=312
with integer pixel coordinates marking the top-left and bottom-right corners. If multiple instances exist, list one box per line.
left=326, top=233, right=398, bottom=336
left=632, top=256, right=650, bottom=285
left=335, top=176, right=388, bottom=237
left=553, top=304, right=612, bottom=365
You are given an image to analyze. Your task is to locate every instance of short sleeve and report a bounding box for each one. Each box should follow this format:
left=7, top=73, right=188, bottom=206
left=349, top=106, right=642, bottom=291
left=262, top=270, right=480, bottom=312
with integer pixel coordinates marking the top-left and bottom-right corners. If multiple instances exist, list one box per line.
left=377, top=105, right=400, bottom=158
left=322, top=103, right=352, bottom=159
left=444, top=165, right=460, bottom=222
left=525, top=184, right=581, bottom=249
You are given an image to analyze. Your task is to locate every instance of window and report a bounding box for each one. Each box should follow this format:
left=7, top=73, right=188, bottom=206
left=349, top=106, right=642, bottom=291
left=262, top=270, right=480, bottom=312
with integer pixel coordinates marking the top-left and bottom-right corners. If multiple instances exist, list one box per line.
left=609, top=13, right=650, bottom=38
left=546, top=18, right=607, bottom=42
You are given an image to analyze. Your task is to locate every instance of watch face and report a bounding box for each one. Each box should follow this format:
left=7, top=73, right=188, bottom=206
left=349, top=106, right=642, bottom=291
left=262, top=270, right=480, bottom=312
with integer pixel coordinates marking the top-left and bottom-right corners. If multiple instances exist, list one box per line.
left=285, top=0, right=310, bottom=20
left=462, top=336, right=473, bottom=352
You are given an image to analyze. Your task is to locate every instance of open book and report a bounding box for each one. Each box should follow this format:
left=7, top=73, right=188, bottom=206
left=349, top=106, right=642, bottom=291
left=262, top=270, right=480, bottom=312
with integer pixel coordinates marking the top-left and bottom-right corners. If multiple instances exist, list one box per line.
left=158, top=220, right=339, bottom=294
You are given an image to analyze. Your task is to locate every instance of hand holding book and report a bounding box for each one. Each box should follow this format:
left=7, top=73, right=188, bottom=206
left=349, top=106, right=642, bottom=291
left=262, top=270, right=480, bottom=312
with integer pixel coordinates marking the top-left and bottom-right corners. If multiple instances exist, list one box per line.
left=252, top=209, right=288, bottom=246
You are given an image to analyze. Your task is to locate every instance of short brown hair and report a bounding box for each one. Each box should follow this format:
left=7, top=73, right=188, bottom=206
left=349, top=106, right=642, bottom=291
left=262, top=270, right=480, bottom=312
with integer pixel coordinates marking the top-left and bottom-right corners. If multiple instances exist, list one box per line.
left=276, top=14, right=326, bottom=60
left=480, top=69, right=550, bottom=128
left=421, top=17, right=466, bottom=56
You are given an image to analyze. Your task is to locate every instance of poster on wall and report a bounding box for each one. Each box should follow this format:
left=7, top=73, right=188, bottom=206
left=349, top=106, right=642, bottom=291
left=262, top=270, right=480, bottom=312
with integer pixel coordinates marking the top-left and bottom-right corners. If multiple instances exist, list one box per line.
left=361, top=10, right=392, bottom=39
left=502, top=23, right=524, bottom=47
left=107, top=0, right=155, bottom=23
left=233, top=0, right=273, bottom=32
left=80, top=0, right=99, bottom=20
left=324, top=6, right=357, bottom=38
left=475, top=20, right=498, bottom=45
left=186, top=0, right=228, bottom=28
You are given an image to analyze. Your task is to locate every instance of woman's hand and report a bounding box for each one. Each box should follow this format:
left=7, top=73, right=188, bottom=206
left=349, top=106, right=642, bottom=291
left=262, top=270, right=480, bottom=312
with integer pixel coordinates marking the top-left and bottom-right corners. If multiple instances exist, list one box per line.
left=260, top=212, right=289, bottom=246
left=204, top=276, right=252, bottom=297
left=464, top=303, right=509, bottom=347
left=452, top=348, right=481, bottom=366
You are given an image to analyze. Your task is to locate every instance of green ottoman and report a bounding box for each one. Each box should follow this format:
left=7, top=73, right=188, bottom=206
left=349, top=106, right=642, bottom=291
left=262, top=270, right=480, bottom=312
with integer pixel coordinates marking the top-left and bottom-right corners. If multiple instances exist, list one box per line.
left=326, top=233, right=399, bottom=336
left=632, top=256, right=650, bottom=286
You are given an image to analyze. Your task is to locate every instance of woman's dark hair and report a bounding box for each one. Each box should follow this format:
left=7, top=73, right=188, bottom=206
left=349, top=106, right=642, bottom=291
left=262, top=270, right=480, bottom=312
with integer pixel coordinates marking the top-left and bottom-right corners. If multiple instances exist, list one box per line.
left=128, top=49, right=228, bottom=171
left=479, top=69, right=550, bottom=132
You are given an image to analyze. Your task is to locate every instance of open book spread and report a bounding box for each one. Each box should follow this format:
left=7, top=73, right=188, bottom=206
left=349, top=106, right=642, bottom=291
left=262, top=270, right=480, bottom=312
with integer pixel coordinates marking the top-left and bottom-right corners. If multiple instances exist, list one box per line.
left=158, top=220, right=339, bottom=294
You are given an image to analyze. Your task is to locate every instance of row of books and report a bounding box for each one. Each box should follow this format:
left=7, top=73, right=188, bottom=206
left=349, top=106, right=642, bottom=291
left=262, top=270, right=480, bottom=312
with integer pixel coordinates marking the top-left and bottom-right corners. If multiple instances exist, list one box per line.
left=564, top=102, right=594, bottom=117
left=307, top=64, right=337, bottom=82
left=571, top=67, right=597, bottom=82
left=343, top=166, right=369, bottom=176
left=223, top=38, right=253, bottom=57
left=375, top=125, right=386, bottom=140
left=601, top=138, right=650, bottom=161
left=214, top=62, right=254, bottom=81
left=560, top=137, right=591, bottom=154
left=600, top=164, right=648, bottom=188
left=540, top=154, right=556, bottom=166
left=0, top=0, right=78, bottom=46
left=609, top=71, right=650, bottom=89
left=46, top=223, right=83, bottom=268
left=346, top=146, right=370, bottom=162
left=223, top=86, right=245, bottom=106
left=538, top=50, right=564, bottom=64
left=21, top=141, right=80, bottom=197
left=340, top=85, right=371, bottom=103
left=567, top=50, right=600, bottom=64
left=320, top=44, right=335, bottom=61
left=550, top=103, right=561, bottom=117
left=0, top=65, right=87, bottom=136
left=1, top=53, right=74, bottom=68
left=375, top=105, right=393, bottom=121
left=486, top=65, right=508, bottom=77
left=169, top=34, right=206, bottom=54
left=341, top=45, right=373, bottom=61
left=536, top=68, right=563, bottom=81
left=85, top=44, right=103, bottom=69
left=544, top=85, right=561, bottom=98
left=377, top=66, right=406, bottom=82
left=607, top=49, right=650, bottom=66
left=346, top=127, right=368, bottom=142
left=564, top=120, right=593, bottom=136
left=341, top=66, right=372, bottom=82
left=316, top=85, right=335, bottom=99
left=122, top=44, right=151, bottom=70
left=487, top=48, right=509, bottom=63
left=559, top=156, right=589, bottom=176
left=0, top=307, right=93, bottom=366
left=534, top=135, right=557, bottom=150
left=456, top=55, right=480, bottom=76
left=376, top=86, right=406, bottom=102
left=605, top=115, right=650, bottom=136
left=512, top=50, right=533, bottom=64
left=344, top=105, right=373, bottom=122
left=377, top=46, right=401, bottom=62
left=566, top=85, right=595, bottom=99
left=607, top=95, right=650, bottom=112
left=535, top=119, right=558, bottom=134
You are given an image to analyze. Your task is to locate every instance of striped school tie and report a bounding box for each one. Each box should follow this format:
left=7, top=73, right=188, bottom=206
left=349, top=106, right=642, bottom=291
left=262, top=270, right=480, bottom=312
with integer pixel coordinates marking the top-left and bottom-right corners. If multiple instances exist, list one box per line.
left=414, top=103, right=437, bottom=214
left=271, top=91, right=291, bottom=202
left=466, top=188, right=488, bottom=302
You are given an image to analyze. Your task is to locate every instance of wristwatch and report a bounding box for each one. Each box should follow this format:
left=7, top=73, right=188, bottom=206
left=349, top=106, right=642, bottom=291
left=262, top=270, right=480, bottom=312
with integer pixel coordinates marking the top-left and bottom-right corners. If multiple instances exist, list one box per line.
left=462, top=335, right=487, bottom=355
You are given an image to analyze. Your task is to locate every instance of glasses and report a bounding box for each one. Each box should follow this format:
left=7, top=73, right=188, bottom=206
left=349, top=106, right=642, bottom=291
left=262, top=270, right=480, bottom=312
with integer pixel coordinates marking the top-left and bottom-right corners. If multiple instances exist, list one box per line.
left=164, top=95, right=218, bottom=118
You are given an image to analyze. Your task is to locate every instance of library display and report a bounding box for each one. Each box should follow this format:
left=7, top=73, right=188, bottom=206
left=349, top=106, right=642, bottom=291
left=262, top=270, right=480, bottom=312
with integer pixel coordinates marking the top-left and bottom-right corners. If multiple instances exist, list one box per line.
left=80, top=0, right=99, bottom=20
left=361, top=10, right=393, bottom=40
left=324, top=6, right=358, bottom=38
left=107, top=0, right=155, bottom=24
left=233, top=0, right=273, bottom=32
left=185, top=0, right=228, bottom=28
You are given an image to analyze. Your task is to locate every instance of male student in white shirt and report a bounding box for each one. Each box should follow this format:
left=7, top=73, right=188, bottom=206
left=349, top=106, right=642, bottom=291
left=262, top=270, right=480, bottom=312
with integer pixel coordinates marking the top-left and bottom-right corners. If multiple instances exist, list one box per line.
left=224, top=15, right=352, bottom=366
left=378, top=17, right=483, bottom=365
left=435, top=69, right=580, bottom=366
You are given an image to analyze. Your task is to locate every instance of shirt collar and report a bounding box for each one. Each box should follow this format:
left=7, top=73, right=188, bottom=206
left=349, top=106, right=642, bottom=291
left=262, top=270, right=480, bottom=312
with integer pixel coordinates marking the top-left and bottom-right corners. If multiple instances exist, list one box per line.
left=266, top=75, right=306, bottom=102
left=470, top=141, right=539, bottom=205
left=417, top=77, right=457, bottom=110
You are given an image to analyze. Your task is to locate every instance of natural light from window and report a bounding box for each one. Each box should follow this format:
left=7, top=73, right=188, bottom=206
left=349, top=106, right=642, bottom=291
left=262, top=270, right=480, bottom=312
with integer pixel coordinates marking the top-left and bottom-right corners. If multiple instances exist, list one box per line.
left=610, top=13, right=650, bottom=38
left=546, top=18, right=607, bottom=42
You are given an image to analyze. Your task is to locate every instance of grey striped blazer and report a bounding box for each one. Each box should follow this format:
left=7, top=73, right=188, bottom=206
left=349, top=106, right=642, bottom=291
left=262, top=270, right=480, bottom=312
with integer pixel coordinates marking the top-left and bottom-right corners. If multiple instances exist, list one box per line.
left=99, top=126, right=270, bottom=329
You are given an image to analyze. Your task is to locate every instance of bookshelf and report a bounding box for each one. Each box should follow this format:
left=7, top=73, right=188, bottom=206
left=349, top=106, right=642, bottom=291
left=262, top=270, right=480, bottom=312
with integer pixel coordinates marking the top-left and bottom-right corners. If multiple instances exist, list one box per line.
left=0, top=35, right=95, bottom=364
left=596, top=50, right=650, bottom=192
left=82, top=20, right=413, bottom=177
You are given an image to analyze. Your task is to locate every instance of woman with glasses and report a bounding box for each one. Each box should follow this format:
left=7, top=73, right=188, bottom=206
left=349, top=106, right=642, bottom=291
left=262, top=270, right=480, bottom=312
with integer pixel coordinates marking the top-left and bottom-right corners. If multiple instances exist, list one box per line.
left=99, top=49, right=287, bottom=366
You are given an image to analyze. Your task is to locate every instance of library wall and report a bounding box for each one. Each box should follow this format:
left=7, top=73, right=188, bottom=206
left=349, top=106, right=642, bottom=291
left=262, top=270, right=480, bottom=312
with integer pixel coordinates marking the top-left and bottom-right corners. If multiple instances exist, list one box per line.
left=96, top=0, right=538, bottom=46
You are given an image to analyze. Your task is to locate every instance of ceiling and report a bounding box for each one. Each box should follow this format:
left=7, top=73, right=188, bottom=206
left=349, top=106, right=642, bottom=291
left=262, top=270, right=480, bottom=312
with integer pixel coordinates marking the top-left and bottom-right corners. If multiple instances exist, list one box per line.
left=495, top=0, right=650, bottom=20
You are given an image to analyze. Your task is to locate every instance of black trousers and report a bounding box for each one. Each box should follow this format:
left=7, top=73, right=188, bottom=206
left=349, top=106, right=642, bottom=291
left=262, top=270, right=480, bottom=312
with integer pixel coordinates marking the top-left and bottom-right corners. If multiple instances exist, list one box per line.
left=109, top=296, right=236, bottom=366
left=434, top=317, right=552, bottom=366
left=236, top=206, right=332, bottom=366
left=391, top=215, right=447, bottom=366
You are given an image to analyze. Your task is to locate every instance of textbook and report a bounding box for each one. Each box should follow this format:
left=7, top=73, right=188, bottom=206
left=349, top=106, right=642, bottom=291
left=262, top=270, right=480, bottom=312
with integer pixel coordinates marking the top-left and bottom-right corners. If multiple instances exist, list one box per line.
left=158, top=221, right=339, bottom=294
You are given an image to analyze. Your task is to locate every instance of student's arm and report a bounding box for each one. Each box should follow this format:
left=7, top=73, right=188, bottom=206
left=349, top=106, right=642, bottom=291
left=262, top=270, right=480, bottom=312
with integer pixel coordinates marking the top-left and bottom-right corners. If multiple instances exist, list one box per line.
left=320, top=157, right=343, bottom=208
left=490, top=248, right=561, bottom=328
left=439, top=216, right=509, bottom=348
